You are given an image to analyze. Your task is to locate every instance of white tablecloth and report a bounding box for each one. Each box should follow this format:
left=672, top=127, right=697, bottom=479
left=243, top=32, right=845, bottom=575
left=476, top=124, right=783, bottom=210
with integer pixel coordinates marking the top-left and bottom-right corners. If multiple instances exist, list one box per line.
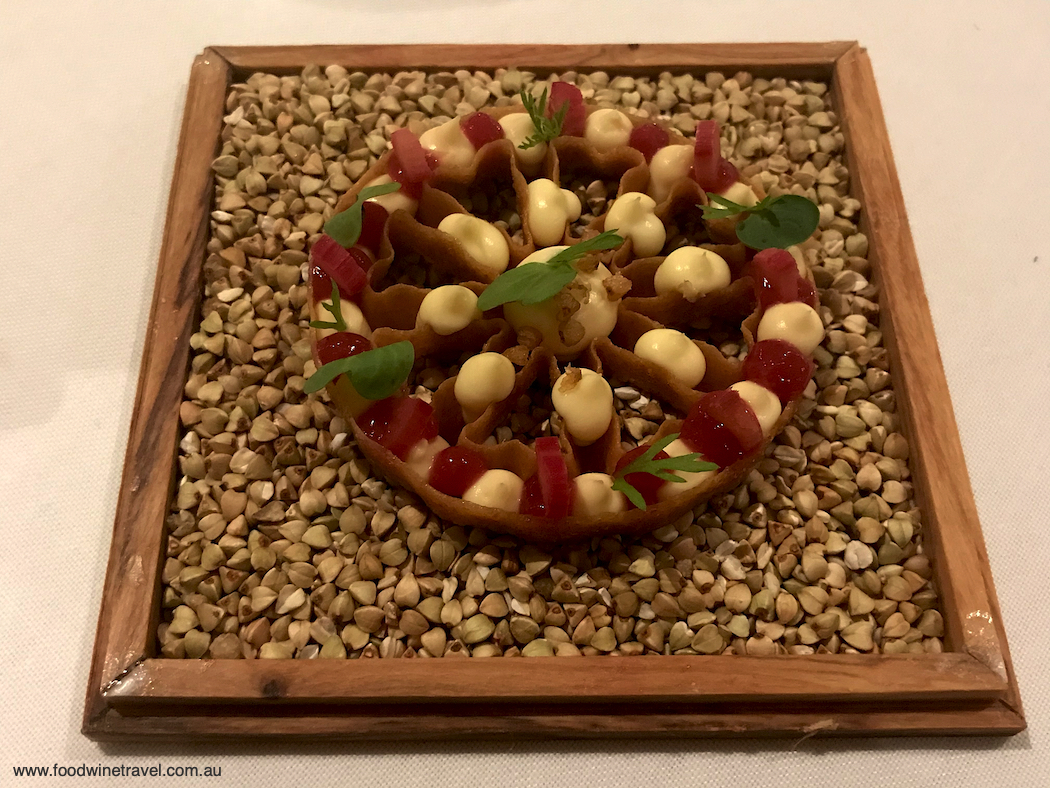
left=1, top=1, right=1048, bottom=786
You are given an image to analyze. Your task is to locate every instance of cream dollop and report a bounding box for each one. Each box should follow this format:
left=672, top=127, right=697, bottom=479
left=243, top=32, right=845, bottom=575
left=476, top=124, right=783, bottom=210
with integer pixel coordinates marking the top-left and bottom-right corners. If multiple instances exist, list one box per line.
left=312, top=297, right=371, bottom=340
left=584, top=108, right=633, bottom=152
left=419, top=118, right=475, bottom=169
left=647, top=144, right=693, bottom=203
left=551, top=368, right=614, bottom=446
left=717, top=180, right=759, bottom=208
left=655, top=438, right=717, bottom=501
left=502, top=247, right=620, bottom=359
left=729, top=381, right=782, bottom=434
left=405, top=436, right=450, bottom=478
left=572, top=473, right=627, bottom=516
left=463, top=469, right=523, bottom=512
left=526, top=179, right=582, bottom=247
left=654, top=246, right=732, bottom=300
left=437, top=214, right=510, bottom=276
left=633, top=329, right=707, bottom=388
left=756, top=302, right=825, bottom=355
left=416, top=285, right=480, bottom=335
left=499, top=112, right=547, bottom=168
left=454, top=352, right=516, bottom=421
left=363, top=174, right=418, bottom=216
left=604, top=192, right=665, bottom=257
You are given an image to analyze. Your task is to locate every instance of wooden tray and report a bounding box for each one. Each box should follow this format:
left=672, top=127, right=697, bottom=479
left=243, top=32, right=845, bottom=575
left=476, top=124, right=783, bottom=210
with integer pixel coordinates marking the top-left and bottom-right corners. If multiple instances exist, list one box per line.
left=82, top=42, right=1024, bottom=741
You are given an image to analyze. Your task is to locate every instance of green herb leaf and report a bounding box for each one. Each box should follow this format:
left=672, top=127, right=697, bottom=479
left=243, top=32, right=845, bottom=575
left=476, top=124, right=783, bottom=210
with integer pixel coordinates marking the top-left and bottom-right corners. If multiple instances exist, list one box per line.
left=476, top=260, right=578, bottom=312
left=323, top=182, right=401, bottom=247
left=518, top=87, right=567, bottom=150
left=308, top=282, right=348, bottom=331
left=611, top=432, right=718, bottom=511
left=475, top=230, right=624, bottom=311
left=304, top=340, right=415, bottom=400
left=700, top=191, right=819, bottom=250
left=615, top=477, right=647, bottom=510
left=542, top=230, right=625, bottom=267
left=735, top=194, right=819, bottom=249
left=700, top=192, right=775, bottom=221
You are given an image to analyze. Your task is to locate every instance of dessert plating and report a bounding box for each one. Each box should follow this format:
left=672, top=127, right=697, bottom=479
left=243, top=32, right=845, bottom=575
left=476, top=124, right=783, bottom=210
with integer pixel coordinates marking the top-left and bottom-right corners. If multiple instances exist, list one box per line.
left=307, top=82, right=822, bottom=541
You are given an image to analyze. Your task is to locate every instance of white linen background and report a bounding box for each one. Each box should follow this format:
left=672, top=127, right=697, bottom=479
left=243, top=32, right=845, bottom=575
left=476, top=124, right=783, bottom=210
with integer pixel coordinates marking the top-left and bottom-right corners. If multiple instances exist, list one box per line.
left=1, top=1, right=1048, bottom=786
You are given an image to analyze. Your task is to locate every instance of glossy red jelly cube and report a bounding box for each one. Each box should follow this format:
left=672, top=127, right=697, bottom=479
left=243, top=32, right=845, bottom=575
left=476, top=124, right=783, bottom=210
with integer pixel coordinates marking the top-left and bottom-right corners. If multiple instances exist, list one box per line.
left=629, top=122, right=670, bottom=162
left=535, top=436, right=572, bottom=519
left=460, top=112, right=505, bottom=149
left=797, top=277, right=818, bottom=308
left=429, top=446, right=488, bottom=497
left=750, top=248, right=817, bottom=308
left=693, top=120, right=739, bottom=193
left=387, top=131, right=437, bottom=201
left=309, top=262, right=332, bottom=302
left=316, top=332, right=372, bottom=367
left=520, top=474, right=547, bottom=517
left=387, top=158, right=423, bottom=199
left=750, top=248, right=801, bottom=309
left=714, top=159, right=740, bottom=193
left=548, top=81, right=586, bottom=137
left=358, top=397, right=439, bottom=460
left=741, top=339, right=814, bottom=403
left=615, top=444, right=671, bottom=509
left=390, top=128, right=433, bottom=183
left=356, top=201, right=389, bottom=258
left=693, top=120, right=721, bottom=189
left=310, top=235, right=367, bottom=297
left=680, top=390, right=763, bottom=468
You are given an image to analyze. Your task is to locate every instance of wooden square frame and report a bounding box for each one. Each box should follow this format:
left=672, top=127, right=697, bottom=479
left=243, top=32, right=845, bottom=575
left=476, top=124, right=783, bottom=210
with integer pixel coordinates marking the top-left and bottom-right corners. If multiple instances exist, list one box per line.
left=82, top=42, right=1025, bottom=741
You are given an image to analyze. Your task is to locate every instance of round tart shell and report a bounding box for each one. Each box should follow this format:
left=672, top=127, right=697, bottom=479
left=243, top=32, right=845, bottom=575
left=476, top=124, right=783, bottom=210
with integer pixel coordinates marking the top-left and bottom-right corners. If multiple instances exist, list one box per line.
left=311, top=101, right=816, bottom=542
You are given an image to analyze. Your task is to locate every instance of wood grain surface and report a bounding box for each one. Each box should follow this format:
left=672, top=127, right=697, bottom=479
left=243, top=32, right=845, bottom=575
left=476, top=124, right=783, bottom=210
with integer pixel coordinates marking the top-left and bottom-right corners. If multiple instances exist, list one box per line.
left=86, top=703, right=1025, bottom=742
left=103, top=653, right=1005, bottom=709
left=83, top=42, right=1024, bottom=741
left=212, top=42, right=855, bottom=77
left=82, top=50, right=231, bottom=731
left=832, top=45, right=1022, bottom=719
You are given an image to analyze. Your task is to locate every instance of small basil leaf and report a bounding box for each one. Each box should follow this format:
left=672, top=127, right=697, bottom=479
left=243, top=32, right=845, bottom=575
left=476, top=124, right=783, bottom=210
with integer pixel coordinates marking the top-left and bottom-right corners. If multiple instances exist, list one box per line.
left=543, top=230, right=624, bottom=267
left=346, top=341, right=415, bottom=400
left=304, top=340, right=415, bottom=400
left=476, top=261, right=577, bottom=311
left=304, top=355, right=356, bottom=394
left=476, top=230, right=624, bottom=312
left=736, top=194, right=819, bottom=250
left=323, top=182, right=401, bottom=248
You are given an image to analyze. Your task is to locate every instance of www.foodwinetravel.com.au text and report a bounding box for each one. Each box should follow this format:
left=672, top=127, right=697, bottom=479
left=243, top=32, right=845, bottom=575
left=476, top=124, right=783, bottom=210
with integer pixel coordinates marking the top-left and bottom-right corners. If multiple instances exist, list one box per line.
left=11, top=763, right=223, bottom=779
